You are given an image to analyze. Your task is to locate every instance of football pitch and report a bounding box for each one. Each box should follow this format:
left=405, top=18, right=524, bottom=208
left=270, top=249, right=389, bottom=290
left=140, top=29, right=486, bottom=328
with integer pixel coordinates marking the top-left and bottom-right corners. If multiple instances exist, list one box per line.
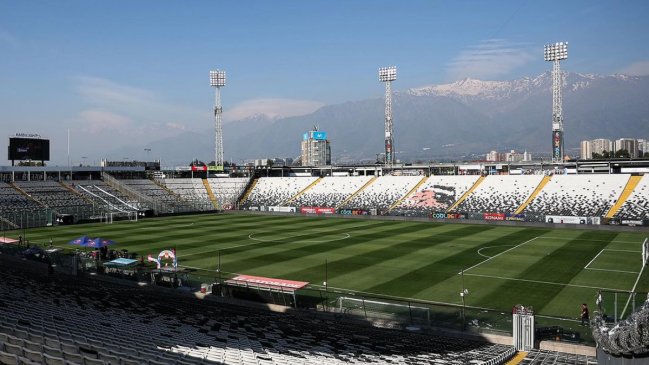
left=9, top=213, right=649, bottom=319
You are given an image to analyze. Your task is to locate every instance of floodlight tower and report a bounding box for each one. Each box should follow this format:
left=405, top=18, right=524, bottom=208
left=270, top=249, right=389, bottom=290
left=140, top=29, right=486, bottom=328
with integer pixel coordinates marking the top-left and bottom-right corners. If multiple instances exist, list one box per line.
left=210, top=70, right=226, bottom=170
left=544, top=42, right=568, bottom=163
left=379, top=66, right=397, bottom=165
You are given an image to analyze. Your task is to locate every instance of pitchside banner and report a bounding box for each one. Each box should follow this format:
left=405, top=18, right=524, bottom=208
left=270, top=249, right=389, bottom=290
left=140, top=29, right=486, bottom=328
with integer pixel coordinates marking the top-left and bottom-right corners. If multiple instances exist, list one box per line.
left=484, top=213, right=505, bottom=221
left=300, top=207, right=335, bottom=215
left=545, top=215, right=587, bottom=224
left=338, top=209, right=369, bottom=215
left=267, top=206, right=296, bottom=213
left=430, top=212, right=467, bottom=220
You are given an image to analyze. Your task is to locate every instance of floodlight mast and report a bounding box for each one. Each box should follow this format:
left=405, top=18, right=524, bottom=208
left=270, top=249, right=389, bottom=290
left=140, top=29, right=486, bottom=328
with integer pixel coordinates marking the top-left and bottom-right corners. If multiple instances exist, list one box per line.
left=379, top=66, right=397, bottom=165
left=544, top=42, right=568, bottom=163
left=210, top=70, right=226, bottom=170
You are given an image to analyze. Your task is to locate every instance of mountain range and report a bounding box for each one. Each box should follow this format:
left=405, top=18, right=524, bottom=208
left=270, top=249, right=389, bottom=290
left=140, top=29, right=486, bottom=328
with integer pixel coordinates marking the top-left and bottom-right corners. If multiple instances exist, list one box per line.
left=113, top=72, right=649, bottom=165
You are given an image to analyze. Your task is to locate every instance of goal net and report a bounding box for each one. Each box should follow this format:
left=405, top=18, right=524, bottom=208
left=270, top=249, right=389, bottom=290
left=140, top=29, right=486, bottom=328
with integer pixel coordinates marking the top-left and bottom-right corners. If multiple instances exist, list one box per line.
left=337, top=296, right=431, bottom=324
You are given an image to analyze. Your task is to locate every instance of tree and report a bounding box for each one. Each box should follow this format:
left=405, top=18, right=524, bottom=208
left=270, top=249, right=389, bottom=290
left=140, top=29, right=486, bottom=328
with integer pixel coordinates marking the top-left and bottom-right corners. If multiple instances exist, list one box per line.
left=614, top=149, right=630, bottom=158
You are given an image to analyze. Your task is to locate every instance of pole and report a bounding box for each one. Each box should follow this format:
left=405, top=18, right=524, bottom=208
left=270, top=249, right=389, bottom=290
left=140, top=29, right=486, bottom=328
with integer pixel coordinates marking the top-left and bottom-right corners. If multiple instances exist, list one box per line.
left=324, top=259, right=328, bottom=311
left=461, top=269, right=466, bottom=330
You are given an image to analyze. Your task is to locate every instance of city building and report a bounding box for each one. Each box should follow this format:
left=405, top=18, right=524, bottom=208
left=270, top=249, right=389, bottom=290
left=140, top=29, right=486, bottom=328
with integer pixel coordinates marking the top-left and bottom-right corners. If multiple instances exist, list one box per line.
left=580, top=140, right=592, bottom=160
left=591, top=139, right=613, bottom=156
left=301, top=129, right=331, bottom=167
left=614, top=138, right=639, bottom=158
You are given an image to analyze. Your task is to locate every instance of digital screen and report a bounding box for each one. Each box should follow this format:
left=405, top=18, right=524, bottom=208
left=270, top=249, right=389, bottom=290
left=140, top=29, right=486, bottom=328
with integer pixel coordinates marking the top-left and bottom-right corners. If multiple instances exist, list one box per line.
left=8, top=138, right=50, bottom=161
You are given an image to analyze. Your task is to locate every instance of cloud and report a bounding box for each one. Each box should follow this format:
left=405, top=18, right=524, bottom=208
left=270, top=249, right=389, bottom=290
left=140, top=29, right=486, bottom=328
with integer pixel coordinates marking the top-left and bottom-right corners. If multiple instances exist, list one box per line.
left=617, top=61, right=649, bottom=76
left=224, top=98, right=325, bottom=122
left=78, top=109, right=132, bottom=134
left=76, top=76, right=157, bottom=108
left=446, top=39, right=534, bottom=81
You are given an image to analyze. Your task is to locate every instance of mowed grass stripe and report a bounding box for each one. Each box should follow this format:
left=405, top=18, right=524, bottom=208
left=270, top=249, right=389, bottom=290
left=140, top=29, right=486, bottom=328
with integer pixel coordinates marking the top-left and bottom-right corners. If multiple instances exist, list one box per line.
left=280, top=225, right=496, bottom=288
left=179, top=219, right=389, bottom=264
left=365, top=228, right=549, bottom=298
left=118, top=214, right=360, bottom=253
left=475, top=231, right=619, bottom=313
left=220, top=221, right=441, bottom=275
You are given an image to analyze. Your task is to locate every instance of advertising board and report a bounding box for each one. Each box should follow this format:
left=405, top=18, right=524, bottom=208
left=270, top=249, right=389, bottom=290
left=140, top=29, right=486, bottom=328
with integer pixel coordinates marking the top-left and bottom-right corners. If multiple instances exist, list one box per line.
left=545, top=215, right=587, bottom=224
left=430, top=212, right=467, bottom=220
left=484, top=213, right=506, bottom=221
left=300, top=207, right=335, bottom=215
left=338, top=209, right=369, bottom=215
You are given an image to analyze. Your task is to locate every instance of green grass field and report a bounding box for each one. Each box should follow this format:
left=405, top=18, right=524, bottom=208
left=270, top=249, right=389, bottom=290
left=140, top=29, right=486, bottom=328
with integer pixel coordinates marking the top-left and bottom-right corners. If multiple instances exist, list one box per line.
left=7, top=213, right=649, bottom=320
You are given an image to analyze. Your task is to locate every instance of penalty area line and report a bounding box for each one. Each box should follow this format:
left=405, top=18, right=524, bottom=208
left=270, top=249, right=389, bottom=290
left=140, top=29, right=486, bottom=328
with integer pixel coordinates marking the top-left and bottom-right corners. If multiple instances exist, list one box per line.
left=463, top=273, right=627, bottom=292
left=463, top=236, right=540, bottom=274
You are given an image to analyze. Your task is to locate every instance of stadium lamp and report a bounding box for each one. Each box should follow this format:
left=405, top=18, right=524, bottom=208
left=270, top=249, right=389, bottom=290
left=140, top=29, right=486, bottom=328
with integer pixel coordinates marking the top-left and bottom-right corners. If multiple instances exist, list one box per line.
left=209, top=70, right=226, bottom=87
left=378, top=66, right=397, bottom=82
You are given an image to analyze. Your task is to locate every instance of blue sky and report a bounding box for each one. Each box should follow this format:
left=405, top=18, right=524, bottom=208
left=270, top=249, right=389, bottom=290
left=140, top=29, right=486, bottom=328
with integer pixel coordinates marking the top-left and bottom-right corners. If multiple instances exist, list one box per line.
left=1, top=0, right=649, bottom=164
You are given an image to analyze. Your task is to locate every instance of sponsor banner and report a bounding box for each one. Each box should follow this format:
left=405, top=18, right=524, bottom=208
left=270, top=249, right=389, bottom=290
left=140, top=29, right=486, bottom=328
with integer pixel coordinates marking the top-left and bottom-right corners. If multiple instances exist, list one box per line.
left=552, top=130, right=563, bottom=161
left=430, top=212, right=467, bottom=220
left=621, top=219, right=646, bottom=227
left=226, top=274, right=309, bottom=292
left=545, top=215, right=587, bottom=225
left=300, top=207, right=335, bottom=215
left=338, top=209, right=369, bottom=215
left=484, top=212, right=506, bottom=221
left=505, top=213, right=526, bottom=222
left=268, top=206, right=296, bottom=213
left=191, top=165, right=207, bottom=172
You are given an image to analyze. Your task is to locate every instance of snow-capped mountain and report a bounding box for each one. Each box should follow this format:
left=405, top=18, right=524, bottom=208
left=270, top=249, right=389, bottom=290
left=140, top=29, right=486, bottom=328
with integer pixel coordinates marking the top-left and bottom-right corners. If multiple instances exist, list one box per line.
left=110, top=72, right=649, bottom=164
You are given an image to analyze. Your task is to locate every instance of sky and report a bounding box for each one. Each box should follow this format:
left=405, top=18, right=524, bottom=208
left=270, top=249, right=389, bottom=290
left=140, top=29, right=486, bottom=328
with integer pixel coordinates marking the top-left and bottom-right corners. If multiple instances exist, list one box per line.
left=1, top=0, right=649, bottom=165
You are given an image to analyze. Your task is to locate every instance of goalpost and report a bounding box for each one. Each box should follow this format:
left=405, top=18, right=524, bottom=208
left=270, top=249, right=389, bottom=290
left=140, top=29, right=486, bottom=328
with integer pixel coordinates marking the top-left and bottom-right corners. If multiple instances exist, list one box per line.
left=642, top=238, right=648, bottom=266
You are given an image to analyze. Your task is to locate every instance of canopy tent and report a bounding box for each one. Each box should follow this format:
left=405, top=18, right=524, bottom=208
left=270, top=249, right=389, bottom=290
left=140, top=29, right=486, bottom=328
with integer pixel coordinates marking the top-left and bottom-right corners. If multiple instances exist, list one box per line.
left=67, top=236, right=116, bottom=248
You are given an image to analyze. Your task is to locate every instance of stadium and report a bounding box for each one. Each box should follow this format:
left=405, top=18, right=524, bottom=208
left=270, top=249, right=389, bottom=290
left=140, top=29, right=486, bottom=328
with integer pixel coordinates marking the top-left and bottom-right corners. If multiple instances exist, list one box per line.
left=2, top=146, right=649, bottom=364
left=2, top=5, right=649, bottom=364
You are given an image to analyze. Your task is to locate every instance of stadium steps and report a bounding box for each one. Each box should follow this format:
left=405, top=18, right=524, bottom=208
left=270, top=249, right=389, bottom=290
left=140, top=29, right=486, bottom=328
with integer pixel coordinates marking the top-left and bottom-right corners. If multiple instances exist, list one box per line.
left=387, top=175, right=428, bottom=212
left=9, top=182, right=46, bottom=208
left=514, top=175, right=552, bottom=215
left=59, top=181, right=94, bottom=205
left=239, top=178, right=258, bottom=206
left=504, top=351, right=528, bottom=365
left=605, top=175, right=641, bottom=218
left=446, top=175, right=485, bottom=212
left=284, top=177, right=323, bottom=205
left=0, top=216, right=19, bottom=229
left=336, top=176, right=378, bottom=209
left=202, top=179, right=219, bottom=209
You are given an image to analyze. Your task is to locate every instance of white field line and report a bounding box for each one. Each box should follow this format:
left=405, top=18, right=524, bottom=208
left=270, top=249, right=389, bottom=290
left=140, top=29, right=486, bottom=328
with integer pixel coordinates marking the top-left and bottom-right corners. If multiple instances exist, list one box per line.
left=543, top=237, right=641, bottom=244
left=604, top=249, right=642, bottom=253
left=584, top=249, right=606, bottom=269
left=584, top=267, right=639, bottom=275
left=177, top=232, right=352, bottom=257
left=621, top=263, right=646, bottom=318
left=463, top=273, right=627, bottom=292
left=463, top=236, right=540, bottom=273
left=476, top=245, right=515, bottom=258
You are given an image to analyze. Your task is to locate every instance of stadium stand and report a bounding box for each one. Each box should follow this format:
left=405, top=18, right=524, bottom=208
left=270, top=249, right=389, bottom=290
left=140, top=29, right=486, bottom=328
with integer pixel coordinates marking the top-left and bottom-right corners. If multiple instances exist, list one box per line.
left=393, top=175, right=480, bottom=214
left=163, top=178, right=210, bottom=203
left=613, top=174, right=649, bottom=220
left=291, top=176, right=373, bottom=208
left=0, top=264, right=517, bottom=365
left=120, top=179, right=181, bottom=205
left=523, top=175, right=629, bottom=217
left=519, top=349, right=597, bottom=364
left=13, top=181, right=95, bottom=220
left=339, top=175, right=422, bottom=211
left=0, top=182, right=43, bottom=214
left=71, top=180, right=143, bottom=213
left=207, top=177, right=249, bottom=209
left=454, top=175, right=545, bottom=214
left=242, top=176, right=319, bottom=208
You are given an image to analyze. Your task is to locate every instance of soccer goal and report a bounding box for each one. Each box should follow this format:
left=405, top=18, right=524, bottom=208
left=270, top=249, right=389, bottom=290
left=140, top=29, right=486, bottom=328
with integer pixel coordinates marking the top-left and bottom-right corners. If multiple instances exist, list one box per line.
left=337, top=296, right=431, bottom=325
left=642, top=237, right=648, bottom=266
